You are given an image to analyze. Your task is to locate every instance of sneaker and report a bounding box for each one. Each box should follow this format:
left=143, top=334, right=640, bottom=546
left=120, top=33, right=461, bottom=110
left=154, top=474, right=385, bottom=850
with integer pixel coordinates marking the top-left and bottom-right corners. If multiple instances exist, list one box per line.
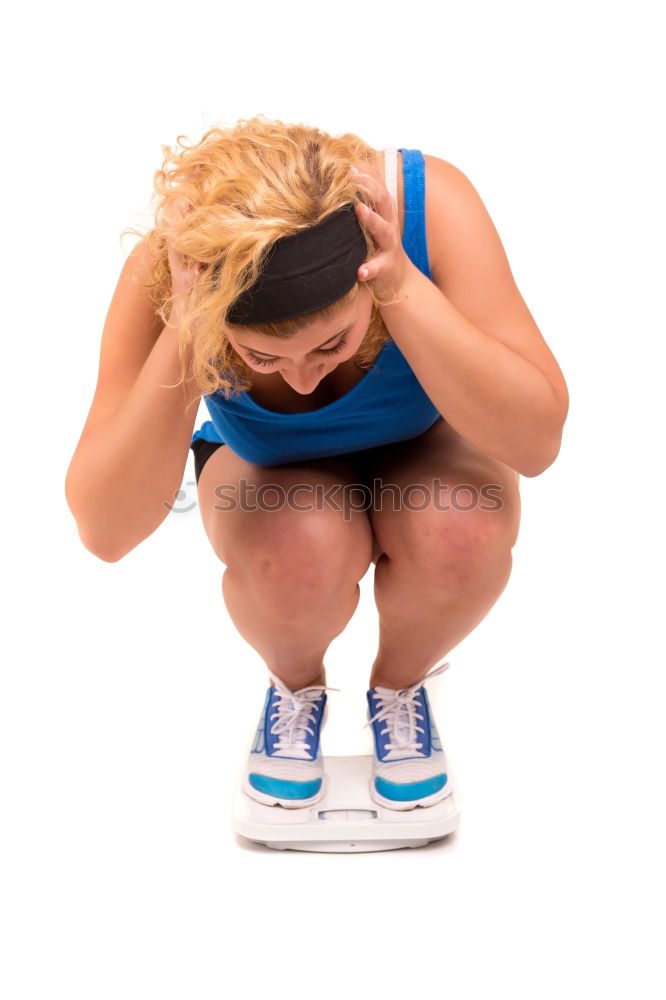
left=242, top=669, right=339, bottom=809
left=364, top=662, right=453, bottom=810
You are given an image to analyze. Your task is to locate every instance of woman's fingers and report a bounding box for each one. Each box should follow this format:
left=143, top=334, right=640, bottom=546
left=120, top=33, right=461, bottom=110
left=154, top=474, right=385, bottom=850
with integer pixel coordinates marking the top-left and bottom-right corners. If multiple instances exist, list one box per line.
left=355, top=202, right=387, bottom=245
left=350, top=163, right=394, bottom=216
left=349, top=161, right=409, bottom=296
left=166, top=238, right=202, bottom=298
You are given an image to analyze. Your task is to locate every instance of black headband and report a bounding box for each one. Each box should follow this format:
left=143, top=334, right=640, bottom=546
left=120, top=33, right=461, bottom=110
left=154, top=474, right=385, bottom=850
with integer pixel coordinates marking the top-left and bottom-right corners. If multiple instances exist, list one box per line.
left=226, top=202, right=368, bottom=325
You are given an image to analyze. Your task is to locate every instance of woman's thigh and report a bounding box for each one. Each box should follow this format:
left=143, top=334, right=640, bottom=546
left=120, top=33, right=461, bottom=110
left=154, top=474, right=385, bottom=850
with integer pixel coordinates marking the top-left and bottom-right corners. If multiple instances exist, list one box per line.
left=195, top=442, right=376, bottom=574
left=352, top=418, right=522, bottom=567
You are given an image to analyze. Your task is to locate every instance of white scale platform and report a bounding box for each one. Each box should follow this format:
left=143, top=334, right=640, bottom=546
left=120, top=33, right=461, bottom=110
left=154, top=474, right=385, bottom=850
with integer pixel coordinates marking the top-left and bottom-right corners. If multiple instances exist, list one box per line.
left=233, top=754, right=461, bottom=853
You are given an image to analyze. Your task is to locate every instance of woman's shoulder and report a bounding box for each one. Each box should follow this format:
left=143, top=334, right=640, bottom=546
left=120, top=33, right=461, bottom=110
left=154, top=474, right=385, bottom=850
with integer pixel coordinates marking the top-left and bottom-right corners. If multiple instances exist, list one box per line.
left=421, top=153, right=480, bottom=210
left=420, top=153, right=497, bottom=285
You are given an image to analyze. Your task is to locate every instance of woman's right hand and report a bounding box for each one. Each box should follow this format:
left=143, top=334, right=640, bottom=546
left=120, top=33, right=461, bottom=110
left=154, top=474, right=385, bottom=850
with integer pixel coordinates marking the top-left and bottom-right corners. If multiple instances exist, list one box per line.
left=165, top=242, right=202, bottom=333
left=166, top=240, right=202, bottom=301
left=165, top=197, right=203, bottom=310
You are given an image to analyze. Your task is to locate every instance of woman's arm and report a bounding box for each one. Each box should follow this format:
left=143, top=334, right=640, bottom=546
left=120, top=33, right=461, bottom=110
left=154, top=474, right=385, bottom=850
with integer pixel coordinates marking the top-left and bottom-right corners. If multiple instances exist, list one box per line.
left=354, top=155, right=569, bottom=477
left=65, top=240, right=201, bottom=561
left=380, top=261, right=567, bottom=477
left=395, top=156, right=569, bottom=476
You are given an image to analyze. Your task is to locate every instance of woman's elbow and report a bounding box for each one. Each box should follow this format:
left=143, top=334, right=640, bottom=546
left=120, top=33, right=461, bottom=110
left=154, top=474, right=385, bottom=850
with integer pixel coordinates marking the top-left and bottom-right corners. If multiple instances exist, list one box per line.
left=78, top=527, right=128, bottom=563
left=65, top=478, right=133, bottom=562
left=519, top=431, right=564, bottom=478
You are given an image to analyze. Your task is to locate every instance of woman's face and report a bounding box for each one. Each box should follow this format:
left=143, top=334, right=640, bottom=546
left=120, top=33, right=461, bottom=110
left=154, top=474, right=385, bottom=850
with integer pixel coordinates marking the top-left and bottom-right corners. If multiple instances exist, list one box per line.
left=225, top=286, right=374, bottom=395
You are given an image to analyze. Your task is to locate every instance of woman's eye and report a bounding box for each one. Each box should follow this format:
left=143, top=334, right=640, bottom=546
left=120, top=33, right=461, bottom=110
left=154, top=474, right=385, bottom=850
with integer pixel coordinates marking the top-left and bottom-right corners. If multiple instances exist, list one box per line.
left=320, top=337, right=348, bottom=355
left=246, top=353, right=275, bottom=368
left=245, top=336, right=348, bottom=369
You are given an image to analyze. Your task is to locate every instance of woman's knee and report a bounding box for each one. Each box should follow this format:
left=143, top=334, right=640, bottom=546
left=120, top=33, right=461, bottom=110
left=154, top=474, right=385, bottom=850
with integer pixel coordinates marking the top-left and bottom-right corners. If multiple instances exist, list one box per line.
left=260, top=502, right=372, bottom=572
left=227, top=510, right=371, bottom=622
left=223, top=475, right=373, bottom=580
left=200, top=455, right=367, bottom=560
left=375, top=476, right=521, bottom=582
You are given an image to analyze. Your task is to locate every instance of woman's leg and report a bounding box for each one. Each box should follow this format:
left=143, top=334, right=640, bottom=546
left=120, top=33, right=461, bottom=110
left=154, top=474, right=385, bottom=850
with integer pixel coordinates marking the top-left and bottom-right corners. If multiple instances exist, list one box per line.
left=196, top=446, right=374, bottom=691
left=357, top=418, right=522, bottom=690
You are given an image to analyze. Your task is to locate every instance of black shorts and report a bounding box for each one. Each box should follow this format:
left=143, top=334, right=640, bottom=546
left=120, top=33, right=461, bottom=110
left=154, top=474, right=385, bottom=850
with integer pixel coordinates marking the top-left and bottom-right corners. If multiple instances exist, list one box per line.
left=190, top=437, right=394, bottom=488
left=190, top=438, right=226, bottom=485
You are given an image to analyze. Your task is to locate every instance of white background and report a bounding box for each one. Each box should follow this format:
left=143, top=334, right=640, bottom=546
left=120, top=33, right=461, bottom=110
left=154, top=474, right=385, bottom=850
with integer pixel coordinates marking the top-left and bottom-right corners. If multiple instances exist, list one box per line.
left=2, top=0, right=664, bottom=996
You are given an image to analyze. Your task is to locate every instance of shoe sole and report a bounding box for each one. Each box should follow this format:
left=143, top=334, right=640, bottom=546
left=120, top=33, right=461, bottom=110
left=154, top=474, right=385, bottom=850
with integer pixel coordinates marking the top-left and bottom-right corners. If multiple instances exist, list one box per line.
left=241, top=774, right=326, bottom=809
left=369, top=779, right=454, bottom=811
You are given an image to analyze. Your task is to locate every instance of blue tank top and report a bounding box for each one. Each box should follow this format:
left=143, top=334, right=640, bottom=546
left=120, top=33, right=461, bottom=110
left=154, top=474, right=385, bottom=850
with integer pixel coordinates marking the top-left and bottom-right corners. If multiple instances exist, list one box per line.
left=190, top=148, right=442, bottom=466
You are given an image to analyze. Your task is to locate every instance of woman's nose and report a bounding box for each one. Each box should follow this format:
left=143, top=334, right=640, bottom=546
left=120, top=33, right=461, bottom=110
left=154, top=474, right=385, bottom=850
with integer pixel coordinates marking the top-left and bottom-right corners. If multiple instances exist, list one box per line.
left=283, top=363, right=325, bottom=392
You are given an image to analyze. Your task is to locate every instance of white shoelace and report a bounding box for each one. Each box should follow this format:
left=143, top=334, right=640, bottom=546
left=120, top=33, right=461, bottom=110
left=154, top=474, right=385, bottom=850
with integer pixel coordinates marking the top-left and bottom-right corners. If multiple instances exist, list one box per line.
left=267, top=669, right=340, bottom=753
left=363, top=662, right=450, bottom=753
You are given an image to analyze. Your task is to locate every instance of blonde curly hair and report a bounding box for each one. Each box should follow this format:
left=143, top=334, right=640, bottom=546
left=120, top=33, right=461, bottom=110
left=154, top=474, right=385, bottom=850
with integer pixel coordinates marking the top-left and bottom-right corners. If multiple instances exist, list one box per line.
left=123, top=114, right=403, bottom=408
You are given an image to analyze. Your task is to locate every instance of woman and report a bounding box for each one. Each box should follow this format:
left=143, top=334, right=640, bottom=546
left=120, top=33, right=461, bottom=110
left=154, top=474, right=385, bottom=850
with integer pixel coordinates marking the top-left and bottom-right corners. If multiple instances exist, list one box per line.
left=65, top=115, right=569, bottom=813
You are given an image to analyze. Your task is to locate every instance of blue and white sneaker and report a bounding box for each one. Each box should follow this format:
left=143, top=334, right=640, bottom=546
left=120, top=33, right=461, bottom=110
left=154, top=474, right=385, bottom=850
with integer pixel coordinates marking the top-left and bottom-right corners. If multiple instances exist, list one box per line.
left=242, top=669, right=338, bottom=809
left=364, top=662, right=453, bottom=811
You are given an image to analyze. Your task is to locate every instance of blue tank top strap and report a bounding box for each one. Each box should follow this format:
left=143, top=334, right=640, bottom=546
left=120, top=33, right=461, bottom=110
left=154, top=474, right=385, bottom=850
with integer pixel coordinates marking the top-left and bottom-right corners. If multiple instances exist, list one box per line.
left=397, top=148, right=432, bottom=280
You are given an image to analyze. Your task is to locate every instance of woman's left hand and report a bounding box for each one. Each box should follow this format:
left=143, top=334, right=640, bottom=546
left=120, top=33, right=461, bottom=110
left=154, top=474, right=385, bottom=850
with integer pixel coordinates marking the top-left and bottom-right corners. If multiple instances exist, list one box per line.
left=350, top=163, right=413, bottom=302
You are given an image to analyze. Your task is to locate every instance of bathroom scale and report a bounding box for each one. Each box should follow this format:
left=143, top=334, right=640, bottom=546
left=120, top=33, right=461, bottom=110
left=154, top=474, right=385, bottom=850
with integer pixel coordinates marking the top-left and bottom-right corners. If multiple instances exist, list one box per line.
left=232, top=754, right=461, bottom=853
